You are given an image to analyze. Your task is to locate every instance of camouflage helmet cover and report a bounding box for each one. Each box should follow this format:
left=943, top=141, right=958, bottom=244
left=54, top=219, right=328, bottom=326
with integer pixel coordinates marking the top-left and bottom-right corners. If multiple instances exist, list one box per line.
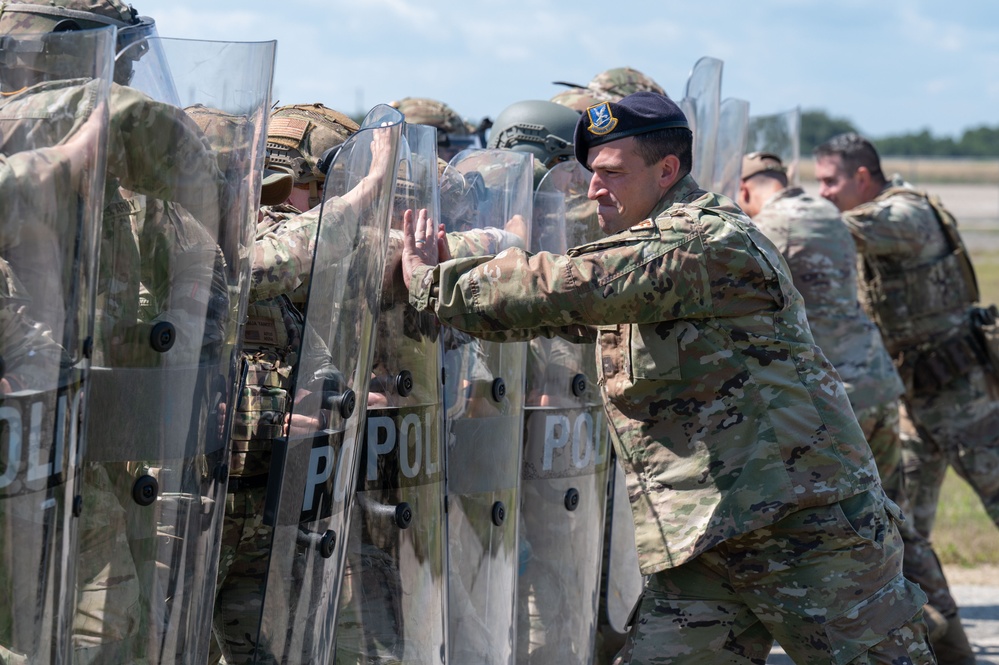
left=550, top=87, right=605, bottom=113
left=266, top=103, right=359, bottom=185
left=0, top=0, right=138, bottom=34
left=389, top=96, right=473, bottom=135
left=589, top=67, right=666, bottom=100
left=551, top=66, right=666, bottom=112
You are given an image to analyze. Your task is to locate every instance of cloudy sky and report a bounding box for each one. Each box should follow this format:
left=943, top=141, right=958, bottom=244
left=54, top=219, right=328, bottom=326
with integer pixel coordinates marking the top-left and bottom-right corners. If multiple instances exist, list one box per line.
left=139, top=0, right=999, bottom=138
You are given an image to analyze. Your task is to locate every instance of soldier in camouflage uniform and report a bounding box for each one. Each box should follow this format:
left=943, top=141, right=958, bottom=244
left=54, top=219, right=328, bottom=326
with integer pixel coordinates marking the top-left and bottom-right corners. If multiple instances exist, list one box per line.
left=401, top=92, right=933, bottom=664
left=551, top=66, right=665, bottom=113
left=816, top=131, right=999, bottom=664
left=1, top=5, right=244, bottom=663
left=208, top=102, right=358, bottom=664
left=741, top=151, right=973, bottom=664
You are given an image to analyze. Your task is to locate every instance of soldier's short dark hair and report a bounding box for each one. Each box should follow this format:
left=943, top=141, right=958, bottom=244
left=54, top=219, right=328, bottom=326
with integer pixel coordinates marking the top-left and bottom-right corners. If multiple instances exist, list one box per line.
left=813, top=132, right=885, bottom=183
left=634, top=127, right=693, bottom=178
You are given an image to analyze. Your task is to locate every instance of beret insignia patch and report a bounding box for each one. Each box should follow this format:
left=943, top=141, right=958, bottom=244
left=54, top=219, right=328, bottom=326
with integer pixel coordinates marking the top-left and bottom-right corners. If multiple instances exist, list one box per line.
left=586, top=102, right=618, bottom=136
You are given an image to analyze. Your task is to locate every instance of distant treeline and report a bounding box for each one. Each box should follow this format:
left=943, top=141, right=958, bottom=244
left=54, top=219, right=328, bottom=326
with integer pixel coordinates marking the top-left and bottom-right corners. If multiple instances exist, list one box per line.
left=802, top=110, right=999, bottom=158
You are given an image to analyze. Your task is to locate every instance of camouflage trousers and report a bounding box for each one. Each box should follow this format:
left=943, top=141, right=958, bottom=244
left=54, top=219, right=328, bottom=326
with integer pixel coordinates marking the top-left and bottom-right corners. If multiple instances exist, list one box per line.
left=854, top=400, right=957, bottom=618
left=900, top=364, right=999, bottom=537
left=209, top=483, right=271, bottom=665
left=72, top=464, right=142, bottom=665
left=620, top=490, right=932, bottom=665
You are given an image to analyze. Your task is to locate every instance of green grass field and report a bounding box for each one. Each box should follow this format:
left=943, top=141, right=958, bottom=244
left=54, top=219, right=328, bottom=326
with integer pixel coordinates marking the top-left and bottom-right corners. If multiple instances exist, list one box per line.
left=931, top=245, right=999, bottom=566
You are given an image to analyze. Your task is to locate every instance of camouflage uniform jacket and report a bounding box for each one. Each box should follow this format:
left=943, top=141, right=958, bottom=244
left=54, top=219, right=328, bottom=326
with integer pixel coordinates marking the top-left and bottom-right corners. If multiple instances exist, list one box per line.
left=752, top=187, right=904, bottom=410
left=409, top=174, right=878, bottom=573
left=843, top=176, right=976, bottom=355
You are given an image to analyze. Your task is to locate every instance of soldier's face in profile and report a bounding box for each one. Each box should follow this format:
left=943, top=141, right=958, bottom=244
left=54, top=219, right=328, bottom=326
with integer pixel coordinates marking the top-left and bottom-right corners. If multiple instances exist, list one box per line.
left=586, top=137, right=667, bottom=235
left=815, top=155, right=865, bottom=212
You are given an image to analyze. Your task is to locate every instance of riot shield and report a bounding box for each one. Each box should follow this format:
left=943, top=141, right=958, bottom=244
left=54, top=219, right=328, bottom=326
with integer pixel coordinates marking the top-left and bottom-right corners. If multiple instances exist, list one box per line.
left=711, top=97, right=750, bottom=199
left=517, top=161, right=611, bottom=664
left=747, top=107, right=801, bottom=186
left=77, top=37, right=275, bottom=665
left=680, top=56, right=722, bottom=188
left=0, top=27, right=114, bottom=665
left=443, top=148, right=533, bottom=665
left=334, top=121, right=447, bottom=665
left=251, top=105, right=404, bottom=665
left=597, top=454, right=644, bottom=653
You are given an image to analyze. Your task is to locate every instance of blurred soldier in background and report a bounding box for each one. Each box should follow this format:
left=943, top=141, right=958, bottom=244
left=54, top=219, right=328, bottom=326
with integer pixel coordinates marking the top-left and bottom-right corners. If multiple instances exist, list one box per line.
left=742, top=151, right=974, bottom=665
left=816, top=132, right=999, bottom=664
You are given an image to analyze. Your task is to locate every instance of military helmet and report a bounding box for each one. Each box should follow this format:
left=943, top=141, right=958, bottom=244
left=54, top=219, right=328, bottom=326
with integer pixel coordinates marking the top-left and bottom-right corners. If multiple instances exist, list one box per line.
left=0, top=0, right=140, bottom=33
left=390, top=97, right=472, bottom=136
left=550, top=87, right=604, bottom=113
left=265, top=103, right=359, bottom=186
left=390, top=96, right=479, bottom=161
left=551, top=66, right=666, bottom=112
left=0, top=0, right=156, bottom=86
left=487, top=100, right=581, bottom=169
left=589, top=67, right=666, bottom=100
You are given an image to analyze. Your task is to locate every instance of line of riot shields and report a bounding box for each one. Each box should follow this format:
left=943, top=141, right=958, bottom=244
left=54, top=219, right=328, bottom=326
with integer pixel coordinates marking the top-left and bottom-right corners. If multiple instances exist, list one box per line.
left=0, top=24, right=659, bottom=665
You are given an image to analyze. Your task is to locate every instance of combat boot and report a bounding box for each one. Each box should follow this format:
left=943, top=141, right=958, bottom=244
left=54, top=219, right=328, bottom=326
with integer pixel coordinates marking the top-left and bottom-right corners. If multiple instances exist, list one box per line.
left=932, top=613, right=977, bottom=665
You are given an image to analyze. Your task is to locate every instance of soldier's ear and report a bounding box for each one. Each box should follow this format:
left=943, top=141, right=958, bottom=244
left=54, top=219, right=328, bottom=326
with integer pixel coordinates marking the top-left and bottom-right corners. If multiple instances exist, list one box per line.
left=855, top=165, right=872, bottom=190
left=658, top=154, right=681, bottom=190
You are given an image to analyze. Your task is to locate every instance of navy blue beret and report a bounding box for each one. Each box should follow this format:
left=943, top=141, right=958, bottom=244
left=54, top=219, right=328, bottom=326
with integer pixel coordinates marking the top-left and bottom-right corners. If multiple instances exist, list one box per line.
left=573, top=91, right=689, bottom=166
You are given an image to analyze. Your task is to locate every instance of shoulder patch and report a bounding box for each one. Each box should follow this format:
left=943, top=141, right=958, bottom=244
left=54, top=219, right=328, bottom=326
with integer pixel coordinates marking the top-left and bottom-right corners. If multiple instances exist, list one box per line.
left=629, top=219, right=655, bottom=231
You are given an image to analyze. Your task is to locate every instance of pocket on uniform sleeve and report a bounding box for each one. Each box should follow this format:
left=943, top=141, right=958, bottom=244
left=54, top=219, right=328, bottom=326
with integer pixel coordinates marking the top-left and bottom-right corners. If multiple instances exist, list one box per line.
left=629, top=322, right=681, bottom=381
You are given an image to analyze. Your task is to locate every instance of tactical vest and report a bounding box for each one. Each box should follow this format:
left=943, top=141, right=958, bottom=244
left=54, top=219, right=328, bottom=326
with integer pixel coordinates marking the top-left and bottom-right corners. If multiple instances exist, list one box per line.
left=862, top=187, right=978, bottom=342
left=229, top=296, right=302, bottom=479
left=862, top=187, right=984, bottom=394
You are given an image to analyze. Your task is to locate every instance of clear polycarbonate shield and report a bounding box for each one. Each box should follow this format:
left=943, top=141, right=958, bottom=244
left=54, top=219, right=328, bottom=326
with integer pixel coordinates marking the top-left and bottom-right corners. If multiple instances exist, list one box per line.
left=598, top=454, right=644, bottom=640
left=333, top=120, right=447, bottom=665
left=680, top=56, right=723, bottom=188
left=517, top=160, right=611, bottom=664
left=748, top=107, right=801, bottom=186
left=712, top=97, right=750, bottom=199
left=114, top=18, right=177, bottom=103
left=442, top=148, right=533, bottom=665
left=250, top=105, right=403, bottom=665
left=78, top=37, right=275, bottom=665
left=0, top=27, right=114, bottom=665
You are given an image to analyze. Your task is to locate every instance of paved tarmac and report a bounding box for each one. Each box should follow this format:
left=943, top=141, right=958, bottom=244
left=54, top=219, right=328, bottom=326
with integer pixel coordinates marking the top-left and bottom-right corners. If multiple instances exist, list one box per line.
left=767, top=583, right=999, bottom=664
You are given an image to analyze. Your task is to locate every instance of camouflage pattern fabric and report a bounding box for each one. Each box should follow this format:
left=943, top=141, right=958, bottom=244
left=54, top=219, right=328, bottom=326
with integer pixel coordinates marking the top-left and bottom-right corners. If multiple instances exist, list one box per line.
left=210, top=484, right=271, bottom=662
left=389, top=96, right=473, bottom=136
left=408, top=173, right=930, bottom=660
left=589, top=67, right=666, bottom=100
left=621, top=491, right=931, bottom=665
left=752, top=186, right=960, bottom=625
left=844, top=178, right=999, bottom=533
left=551, top=67, right=665, bottom=113
left=0, top=0, right=137, bottom=34
left=751, top=187, right=903, bottom=409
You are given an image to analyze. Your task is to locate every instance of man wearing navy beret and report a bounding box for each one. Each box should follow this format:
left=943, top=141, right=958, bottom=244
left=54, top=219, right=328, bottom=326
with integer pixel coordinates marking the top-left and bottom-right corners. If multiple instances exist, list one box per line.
left=402, top=92, right=933, bottom=663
